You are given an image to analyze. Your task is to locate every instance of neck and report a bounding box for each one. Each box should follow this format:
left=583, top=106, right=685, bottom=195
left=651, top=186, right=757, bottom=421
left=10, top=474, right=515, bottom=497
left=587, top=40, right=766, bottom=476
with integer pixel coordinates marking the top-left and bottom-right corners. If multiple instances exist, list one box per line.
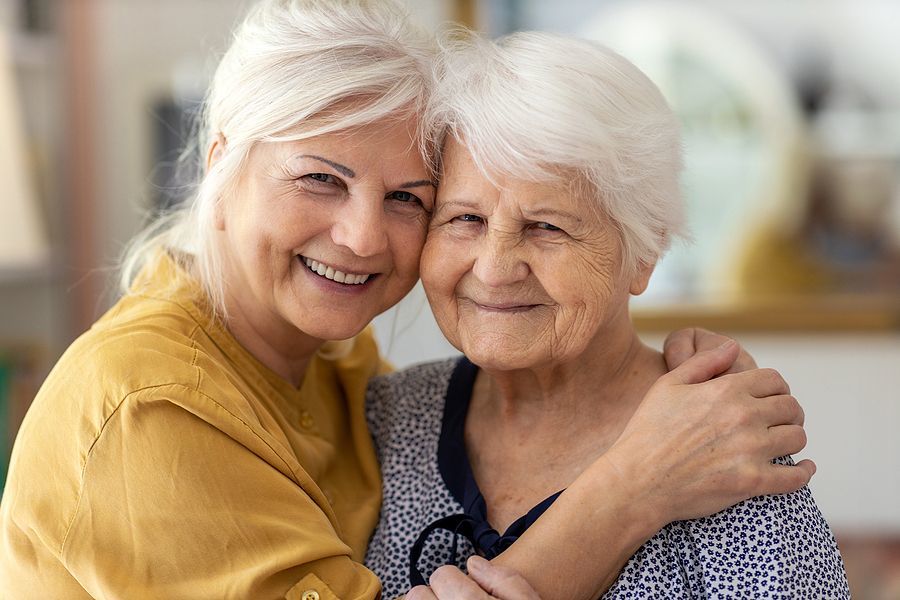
left=476, top=323, right=664, bottom=428
left=464, top=320, right=666, bottom=533
left=223, top=294, right=322, bottom=388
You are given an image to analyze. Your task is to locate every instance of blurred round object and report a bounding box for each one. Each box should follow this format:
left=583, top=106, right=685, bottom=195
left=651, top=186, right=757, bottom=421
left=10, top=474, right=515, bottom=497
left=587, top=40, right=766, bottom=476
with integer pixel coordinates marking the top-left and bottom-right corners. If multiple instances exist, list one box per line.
left=579, top=1, right=812, bottom=303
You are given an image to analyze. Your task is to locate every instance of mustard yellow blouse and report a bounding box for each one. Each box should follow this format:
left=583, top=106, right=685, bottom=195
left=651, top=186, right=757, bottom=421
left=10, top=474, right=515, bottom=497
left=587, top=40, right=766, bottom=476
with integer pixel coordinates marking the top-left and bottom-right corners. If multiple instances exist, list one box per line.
left=0, top=253, right=388, bottom=599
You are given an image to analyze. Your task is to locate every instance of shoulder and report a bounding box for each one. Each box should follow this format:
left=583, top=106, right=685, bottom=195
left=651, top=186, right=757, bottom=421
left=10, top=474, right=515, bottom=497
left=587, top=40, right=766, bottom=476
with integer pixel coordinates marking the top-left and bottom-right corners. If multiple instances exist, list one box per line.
left=366, top=358, right=460, bottom=418
left=606, top=460, right=849, bottom=598
left=26, top=291, right=277, bottom=466
left=368, top=357, right=460, bottom=397
left=44, top=294, right=212, bottom=412
left=669, top=479, right=849, bottom=597
left=365, top=357, right=460, bottom=454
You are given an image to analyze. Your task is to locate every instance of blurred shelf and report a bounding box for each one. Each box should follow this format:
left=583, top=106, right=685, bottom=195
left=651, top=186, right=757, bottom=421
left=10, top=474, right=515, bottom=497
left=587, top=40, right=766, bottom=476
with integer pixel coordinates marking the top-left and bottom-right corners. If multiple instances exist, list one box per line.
left=633, top=293, right=900, bottom=333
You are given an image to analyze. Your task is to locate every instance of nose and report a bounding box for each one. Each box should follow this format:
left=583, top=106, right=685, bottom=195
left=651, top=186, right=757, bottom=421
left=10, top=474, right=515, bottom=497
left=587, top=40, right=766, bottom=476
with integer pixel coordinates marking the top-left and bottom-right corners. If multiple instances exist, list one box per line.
left=471, top=231, right=529, bottom=288
left=330, top=196, right=389, bottom=257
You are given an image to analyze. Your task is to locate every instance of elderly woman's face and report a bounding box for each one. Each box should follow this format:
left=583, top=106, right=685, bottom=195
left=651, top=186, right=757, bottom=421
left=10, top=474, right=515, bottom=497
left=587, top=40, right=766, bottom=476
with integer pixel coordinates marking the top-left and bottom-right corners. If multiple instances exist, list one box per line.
left=217, top=118, right=434, bottom=342
left=421, top=140, right=652, bottom=371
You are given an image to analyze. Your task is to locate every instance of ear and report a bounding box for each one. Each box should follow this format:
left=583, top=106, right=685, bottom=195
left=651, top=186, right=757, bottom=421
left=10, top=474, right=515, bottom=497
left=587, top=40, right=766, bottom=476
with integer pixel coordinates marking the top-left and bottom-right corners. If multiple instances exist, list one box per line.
left=214, top=197, right=227, bottom=231
left=629, top=260, right=656, bottom=296
left=207, top=133, right=228, bottom=231
left=206, top=132, right=227, bottom=172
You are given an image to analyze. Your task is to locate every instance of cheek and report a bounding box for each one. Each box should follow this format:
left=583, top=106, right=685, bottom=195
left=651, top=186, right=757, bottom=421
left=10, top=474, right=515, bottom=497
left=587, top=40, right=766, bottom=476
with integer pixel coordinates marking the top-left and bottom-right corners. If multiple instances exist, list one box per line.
left=420, top=235, right=467, bottom=348
left=420, top=234, right=459, bottom=298
left=419, top=236, right=438, bottom=282
left=538, top=251, right=619, bottom=309
left=390, top=221, right=428, bottom=276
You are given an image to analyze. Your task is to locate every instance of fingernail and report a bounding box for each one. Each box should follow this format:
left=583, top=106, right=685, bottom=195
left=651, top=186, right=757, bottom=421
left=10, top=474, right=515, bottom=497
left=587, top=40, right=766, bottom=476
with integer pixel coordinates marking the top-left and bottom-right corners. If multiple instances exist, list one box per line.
left=467, top=555, right=488, bottom=571
left=718, top=339, right=736, bottom=350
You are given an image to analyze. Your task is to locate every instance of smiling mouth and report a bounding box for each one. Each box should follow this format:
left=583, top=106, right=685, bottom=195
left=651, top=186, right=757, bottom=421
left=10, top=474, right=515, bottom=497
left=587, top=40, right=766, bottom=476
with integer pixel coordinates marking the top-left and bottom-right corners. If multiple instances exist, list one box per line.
left=301, top=256, right=373, bottom=285
left=472, top=302, right=540, bottom=313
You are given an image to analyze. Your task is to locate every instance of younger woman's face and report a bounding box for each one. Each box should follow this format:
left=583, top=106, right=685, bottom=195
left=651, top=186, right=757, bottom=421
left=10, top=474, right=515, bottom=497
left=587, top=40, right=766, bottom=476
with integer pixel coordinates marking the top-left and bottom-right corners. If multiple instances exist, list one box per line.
left=216, top=118, right=434, bottom=349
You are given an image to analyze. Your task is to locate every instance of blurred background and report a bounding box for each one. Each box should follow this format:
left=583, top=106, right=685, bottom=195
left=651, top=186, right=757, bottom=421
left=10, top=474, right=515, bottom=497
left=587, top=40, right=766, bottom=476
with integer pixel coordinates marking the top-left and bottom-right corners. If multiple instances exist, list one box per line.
left=0, top=0, right=898, bottom=596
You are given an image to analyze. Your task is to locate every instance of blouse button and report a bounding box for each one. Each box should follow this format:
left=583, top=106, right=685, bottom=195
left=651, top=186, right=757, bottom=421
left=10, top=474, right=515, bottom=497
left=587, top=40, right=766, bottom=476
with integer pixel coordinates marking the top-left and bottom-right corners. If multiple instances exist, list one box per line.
left=299, top=410, right=315, bottom=429
left=301, top=591, right=319, bottom=600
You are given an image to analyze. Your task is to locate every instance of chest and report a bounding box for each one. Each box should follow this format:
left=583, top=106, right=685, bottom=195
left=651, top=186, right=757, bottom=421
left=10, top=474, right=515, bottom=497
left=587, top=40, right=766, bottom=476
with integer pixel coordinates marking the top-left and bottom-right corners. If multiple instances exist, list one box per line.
left=466, top=426, right=616, bottom=533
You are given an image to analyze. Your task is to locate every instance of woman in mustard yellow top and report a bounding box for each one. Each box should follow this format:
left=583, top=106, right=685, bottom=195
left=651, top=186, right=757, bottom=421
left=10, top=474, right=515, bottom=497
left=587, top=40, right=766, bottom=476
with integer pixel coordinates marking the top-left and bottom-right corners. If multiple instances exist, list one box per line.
left=0, top=1, right=815, bottom=598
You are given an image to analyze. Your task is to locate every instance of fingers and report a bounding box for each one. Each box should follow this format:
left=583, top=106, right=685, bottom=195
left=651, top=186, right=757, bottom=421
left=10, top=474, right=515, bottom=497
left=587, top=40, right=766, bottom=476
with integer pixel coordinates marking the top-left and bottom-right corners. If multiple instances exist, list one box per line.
left=663, top=328, right=761, bottom=375
left=795, top=458, right=818, bottom=480
left=723, top=344, right=759, bottom=373
left=726, top=368, right=791, bottom=398
left=755, top=393, right=804, bottom=427
left=757, top=459, right=817, bottom=496
left=663, top=339, right=741, bottom=385
left=661, top=327, right=701, bottom=370
left=466, top=556, right=541, bottom=600
left=767, top=423, right=808, bottom=458
left=430, top=565, right=492, bottom=599
left=405, top=586, right=439, bottom=600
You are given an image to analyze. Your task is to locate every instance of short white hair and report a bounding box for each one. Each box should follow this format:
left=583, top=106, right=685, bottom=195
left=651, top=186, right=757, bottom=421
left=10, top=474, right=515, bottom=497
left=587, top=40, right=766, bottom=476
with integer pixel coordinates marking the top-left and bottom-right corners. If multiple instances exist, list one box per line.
left=121, top=0, right=436, bottom=315
left=428, top=30, right=685, bottom=274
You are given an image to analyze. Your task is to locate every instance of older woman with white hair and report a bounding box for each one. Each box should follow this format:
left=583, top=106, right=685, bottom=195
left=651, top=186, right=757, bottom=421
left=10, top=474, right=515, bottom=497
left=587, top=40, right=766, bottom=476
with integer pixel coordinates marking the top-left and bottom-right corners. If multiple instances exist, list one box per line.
left=0, top=1, right=820, bottom=598
left=366, top=31, right=849, bottom=599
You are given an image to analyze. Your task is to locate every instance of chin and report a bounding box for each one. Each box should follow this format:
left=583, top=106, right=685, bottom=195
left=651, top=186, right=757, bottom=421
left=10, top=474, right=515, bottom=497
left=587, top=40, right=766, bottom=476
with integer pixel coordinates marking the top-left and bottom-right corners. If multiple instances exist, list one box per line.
left=293, top=316, right=370, bottom=343
left=463, top=346, right=539, bottom=372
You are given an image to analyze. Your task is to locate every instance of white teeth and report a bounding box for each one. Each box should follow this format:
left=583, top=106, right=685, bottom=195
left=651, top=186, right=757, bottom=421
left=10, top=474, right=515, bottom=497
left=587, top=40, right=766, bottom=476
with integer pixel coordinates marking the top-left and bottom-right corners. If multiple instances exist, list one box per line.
left=302, top=257, right=371, bottom=285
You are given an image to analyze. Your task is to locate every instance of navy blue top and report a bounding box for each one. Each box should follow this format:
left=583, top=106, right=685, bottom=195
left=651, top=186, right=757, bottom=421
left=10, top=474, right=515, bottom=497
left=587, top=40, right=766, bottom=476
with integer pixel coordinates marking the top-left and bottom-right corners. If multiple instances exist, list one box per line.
left=409, top=358, right=562, bottom=584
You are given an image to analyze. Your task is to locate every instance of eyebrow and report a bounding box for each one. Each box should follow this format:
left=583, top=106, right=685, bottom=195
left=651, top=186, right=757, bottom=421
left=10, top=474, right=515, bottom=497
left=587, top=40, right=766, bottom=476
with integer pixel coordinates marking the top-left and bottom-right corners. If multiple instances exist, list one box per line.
left=527, top=207, right=583, bottom=224
left=399, top=179, right=437, bottom=189
left=303, top=155, right=355, bottom=178
left=436, top=199, right=481, bottom=213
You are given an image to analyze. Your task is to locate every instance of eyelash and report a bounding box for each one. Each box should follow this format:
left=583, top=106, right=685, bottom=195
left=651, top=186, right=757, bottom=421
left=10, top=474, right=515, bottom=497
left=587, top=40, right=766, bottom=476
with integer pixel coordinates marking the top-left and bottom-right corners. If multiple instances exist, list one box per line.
left=387, top=190, right=424, bottom=206
left=451, top=215, right=564, bottom=234
left=454, top=214, right=483, bottom=223
left=301, top=173, right=338, bottom=184
left=300, top=174, right=425, bottom=208
left=300, top=173, right=340, bottom=188
left=533, top=222, right=562, bottom=232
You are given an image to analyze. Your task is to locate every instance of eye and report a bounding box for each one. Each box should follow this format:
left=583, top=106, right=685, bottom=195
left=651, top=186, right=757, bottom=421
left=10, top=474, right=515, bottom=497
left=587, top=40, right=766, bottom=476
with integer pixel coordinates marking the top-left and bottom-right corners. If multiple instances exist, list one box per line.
left=304, top=172, right=338, bottom=184
left=534, top=222, right=563, bottom=232
left=387, top=190, right=422, bottom=205
left=455, top=214, right=483, bottom=223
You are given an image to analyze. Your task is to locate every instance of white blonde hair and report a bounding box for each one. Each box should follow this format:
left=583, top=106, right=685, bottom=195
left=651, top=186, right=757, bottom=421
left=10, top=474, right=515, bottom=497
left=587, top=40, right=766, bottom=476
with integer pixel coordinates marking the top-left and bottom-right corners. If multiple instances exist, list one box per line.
left=120, top=0, right=437, bottom=316
left=427, top=30, right=685, bottom=274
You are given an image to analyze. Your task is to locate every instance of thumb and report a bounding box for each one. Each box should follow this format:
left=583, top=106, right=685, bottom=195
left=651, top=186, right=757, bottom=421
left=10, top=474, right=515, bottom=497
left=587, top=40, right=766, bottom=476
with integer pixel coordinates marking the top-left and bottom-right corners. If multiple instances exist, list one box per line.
left=467, top=556, right=540, bottom=599
left=665, top=339, right=740, bottom=385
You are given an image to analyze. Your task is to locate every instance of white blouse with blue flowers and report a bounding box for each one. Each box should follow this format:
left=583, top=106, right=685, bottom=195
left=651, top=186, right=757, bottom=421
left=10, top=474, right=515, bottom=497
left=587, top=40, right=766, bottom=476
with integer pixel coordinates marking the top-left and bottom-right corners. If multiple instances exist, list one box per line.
left=365, top=358, right=850, bottom=599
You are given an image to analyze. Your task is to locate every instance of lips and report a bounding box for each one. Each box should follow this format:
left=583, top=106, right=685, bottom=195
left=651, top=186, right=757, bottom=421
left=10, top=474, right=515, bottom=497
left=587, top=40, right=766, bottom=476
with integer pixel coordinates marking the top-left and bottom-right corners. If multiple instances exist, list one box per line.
left=301, top=256, right=373, bottom=285
left=470, top=300, right=542, bottom=313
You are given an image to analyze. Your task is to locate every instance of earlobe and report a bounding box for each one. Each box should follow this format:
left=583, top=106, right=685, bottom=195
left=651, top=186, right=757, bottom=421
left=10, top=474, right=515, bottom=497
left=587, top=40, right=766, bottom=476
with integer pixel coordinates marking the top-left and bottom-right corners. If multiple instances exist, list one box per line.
left=206, top=132, right=227, bottom=172
left=629, top=261, right=656, bottom=296
left=207, top=133, right=228, bottom=231
left=214, top=198, right=226, bottom=231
